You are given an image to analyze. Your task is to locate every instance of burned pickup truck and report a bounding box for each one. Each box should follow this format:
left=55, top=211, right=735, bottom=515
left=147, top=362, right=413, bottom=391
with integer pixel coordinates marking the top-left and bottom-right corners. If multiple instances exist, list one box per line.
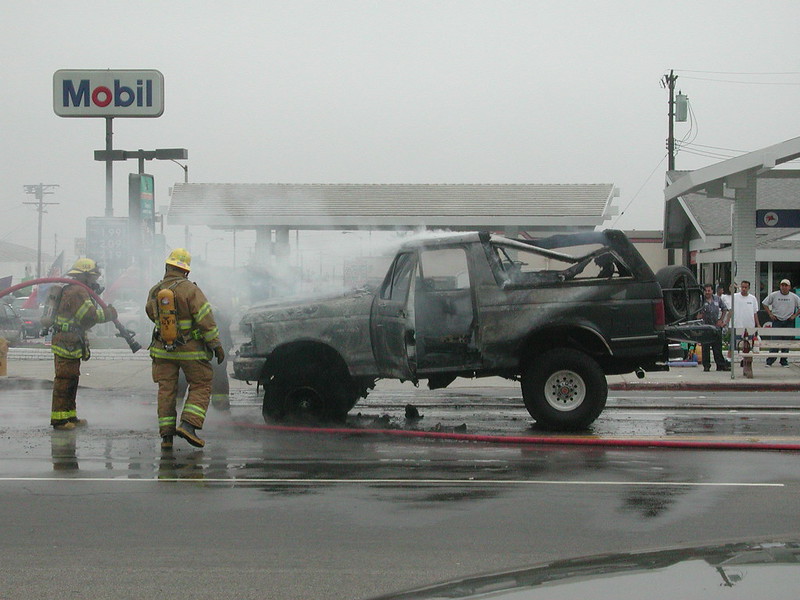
left=233, top=230, right=711, bottom=430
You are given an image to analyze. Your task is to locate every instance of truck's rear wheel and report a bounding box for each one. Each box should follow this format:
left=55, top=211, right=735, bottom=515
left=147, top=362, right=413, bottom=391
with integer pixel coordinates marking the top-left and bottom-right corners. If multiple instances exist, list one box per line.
left=262, top=364, right=354, bottom=423
left=521, top=348, right=607, bottom=430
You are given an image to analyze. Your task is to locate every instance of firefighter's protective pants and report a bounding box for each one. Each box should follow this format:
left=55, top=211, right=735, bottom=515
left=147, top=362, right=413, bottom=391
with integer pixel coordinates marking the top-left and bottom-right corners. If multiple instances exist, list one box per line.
left=51, top=355, right=80, bottom=426
left=176, top=355, right=230, bottom=410
left=152, top=358, right=213, bottom=436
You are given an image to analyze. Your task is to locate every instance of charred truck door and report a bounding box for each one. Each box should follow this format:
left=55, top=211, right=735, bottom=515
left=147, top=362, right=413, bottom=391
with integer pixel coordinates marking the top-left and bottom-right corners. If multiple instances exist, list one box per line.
left=371, top=251, right=418, bottom=380
left=413, top=246, right=479, bottom=373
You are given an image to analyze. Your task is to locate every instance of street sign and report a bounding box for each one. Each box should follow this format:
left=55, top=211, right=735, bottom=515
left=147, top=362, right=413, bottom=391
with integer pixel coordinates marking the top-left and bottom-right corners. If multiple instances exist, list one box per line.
left=756, top=210, right=800, bottom=228
left=53, top=69, right=164, bottom=118
left=129, top=174, right=156, bottom=250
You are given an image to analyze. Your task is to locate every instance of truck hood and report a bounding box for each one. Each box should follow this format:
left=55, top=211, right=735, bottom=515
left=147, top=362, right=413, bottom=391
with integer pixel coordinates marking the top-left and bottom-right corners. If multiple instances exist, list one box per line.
left=241, top=288, right=376, bottom=325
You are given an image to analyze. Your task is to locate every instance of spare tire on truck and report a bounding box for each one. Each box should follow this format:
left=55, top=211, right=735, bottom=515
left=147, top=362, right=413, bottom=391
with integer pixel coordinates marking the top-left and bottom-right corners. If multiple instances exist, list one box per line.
left=656, top=265, right=702, bottom=323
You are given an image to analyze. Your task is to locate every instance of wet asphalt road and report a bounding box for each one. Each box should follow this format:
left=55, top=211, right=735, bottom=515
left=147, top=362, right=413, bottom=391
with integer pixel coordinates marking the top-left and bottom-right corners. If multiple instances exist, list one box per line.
left=1, top=383, right=800, bottom=599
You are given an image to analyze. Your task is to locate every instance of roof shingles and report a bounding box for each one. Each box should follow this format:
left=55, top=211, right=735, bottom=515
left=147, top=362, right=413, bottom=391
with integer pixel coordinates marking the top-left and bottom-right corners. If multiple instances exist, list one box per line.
left=168, top=183, right=615, bottom=228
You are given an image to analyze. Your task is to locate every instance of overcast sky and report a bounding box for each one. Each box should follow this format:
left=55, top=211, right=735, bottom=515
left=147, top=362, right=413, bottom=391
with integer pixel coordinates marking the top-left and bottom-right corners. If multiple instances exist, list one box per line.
left=1, top=0, right=799, bottom=265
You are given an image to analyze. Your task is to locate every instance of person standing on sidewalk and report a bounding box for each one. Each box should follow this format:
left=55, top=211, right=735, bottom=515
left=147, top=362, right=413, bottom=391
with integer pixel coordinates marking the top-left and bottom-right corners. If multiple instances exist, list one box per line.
left=48, top=258, right=117, bottom=430
left=729, top=280, right=761, bottom=331
left=762, top=279, right=800, bottom=367
left=146, top=249, right=224, bottom=449
left=727, top=280, right=760, bottom=379
left=700, top=284, right=730, bottom=372
left=717, top=284, right=732, bottom=311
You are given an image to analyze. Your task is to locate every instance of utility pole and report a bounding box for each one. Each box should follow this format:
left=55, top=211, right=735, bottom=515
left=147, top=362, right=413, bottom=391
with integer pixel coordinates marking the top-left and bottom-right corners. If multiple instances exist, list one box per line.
left=662, top=70, right=678, bottom=170
left=661, top=70, right=679, bottom=266
left=23, top=184, right=60, bottom=278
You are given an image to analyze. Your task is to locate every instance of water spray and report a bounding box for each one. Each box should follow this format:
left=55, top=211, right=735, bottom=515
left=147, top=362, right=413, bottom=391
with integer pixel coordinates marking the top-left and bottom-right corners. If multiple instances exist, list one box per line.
left=0, top=277, right=142, bottom=353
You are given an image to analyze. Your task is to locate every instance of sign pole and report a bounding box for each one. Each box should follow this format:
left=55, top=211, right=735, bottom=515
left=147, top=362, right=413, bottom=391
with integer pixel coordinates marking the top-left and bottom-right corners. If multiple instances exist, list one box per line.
left=105, top=117, right=113, bottom=217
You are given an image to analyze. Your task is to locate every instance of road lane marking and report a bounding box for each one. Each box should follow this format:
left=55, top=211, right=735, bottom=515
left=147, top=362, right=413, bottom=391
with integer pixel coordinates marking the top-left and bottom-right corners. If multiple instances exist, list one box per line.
left=0, top=477, right=784, bottom=487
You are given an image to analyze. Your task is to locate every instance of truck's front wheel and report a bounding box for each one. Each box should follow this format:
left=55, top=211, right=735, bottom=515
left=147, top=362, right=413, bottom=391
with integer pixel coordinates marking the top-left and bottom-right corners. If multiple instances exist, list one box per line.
left=262, top=364, right=353, bottom=423
left=521, top=348, right=607, bottom=430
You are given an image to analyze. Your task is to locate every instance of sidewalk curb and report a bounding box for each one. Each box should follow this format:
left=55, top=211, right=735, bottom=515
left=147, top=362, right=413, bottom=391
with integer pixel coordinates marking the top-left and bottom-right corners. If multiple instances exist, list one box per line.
left=609, top=382, right=800, bottom=392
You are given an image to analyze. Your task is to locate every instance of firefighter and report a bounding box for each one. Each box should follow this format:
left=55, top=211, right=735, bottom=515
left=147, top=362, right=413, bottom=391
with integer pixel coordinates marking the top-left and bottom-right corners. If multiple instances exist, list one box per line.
left=146, top=248, right=224, bottom=449
left=49, top=258, right=117, bottom=430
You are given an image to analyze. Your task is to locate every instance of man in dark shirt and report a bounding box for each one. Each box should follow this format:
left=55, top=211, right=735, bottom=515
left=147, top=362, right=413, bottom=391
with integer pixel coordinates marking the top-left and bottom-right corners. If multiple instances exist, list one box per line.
left=700, top=284, right=730, bottom=372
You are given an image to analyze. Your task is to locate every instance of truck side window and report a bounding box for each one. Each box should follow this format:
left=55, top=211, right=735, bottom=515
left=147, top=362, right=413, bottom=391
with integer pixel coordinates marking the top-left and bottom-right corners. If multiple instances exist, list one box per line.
left=382, top=252, right=415, bottom=301
left=418, top=248, right=470, bottom=291
left=492, top=243, right=632, bottom=286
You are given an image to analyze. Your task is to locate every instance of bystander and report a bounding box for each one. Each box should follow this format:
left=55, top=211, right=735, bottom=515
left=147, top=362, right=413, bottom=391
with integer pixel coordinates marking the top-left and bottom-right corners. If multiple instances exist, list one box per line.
left=727, top=280, right=760, bottom=379
left=762, top=279, right=800, bottom=367
left=700, top=284, right=730, bottom=372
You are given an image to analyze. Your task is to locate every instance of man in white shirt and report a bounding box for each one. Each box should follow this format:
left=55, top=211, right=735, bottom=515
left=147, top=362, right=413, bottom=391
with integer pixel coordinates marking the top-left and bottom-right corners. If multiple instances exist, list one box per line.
left=727, top=280, right=760, bottom=379
left=762, top=278, right=800, bottom=367
left=730, top=280, right=760, bottom=331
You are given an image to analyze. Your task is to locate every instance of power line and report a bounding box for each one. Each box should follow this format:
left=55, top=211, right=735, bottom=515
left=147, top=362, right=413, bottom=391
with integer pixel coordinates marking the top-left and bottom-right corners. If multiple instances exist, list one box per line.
left=610, top=154, right=668, bottom=229
left=0, top=205, right=30, bottom=241
left=675, top=69, right=800, bottom=75
left=678, top=76, right=800, bottom=86
left=683, top=142, right=749, bottom=153
left=678, top=147, right=736, bottom=160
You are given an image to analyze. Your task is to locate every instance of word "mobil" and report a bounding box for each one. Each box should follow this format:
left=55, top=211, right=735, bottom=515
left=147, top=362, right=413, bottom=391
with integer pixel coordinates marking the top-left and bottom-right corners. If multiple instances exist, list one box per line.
left=61, top=78, right=155, bottom=108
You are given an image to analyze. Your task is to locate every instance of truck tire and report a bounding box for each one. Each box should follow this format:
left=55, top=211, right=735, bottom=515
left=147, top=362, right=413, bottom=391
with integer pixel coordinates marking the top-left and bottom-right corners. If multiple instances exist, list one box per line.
left=656, top=265, right=702, bottom=323
left=262, top=363, right=353, bottom=423
left=521, top=348, right=607, bottom=430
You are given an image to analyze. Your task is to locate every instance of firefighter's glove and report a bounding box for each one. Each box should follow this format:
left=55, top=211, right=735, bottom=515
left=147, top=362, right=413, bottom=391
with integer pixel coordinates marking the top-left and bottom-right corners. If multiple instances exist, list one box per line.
left=105, top=304, right=118, bottom=321
left=214, top=345, right=225, bottom=364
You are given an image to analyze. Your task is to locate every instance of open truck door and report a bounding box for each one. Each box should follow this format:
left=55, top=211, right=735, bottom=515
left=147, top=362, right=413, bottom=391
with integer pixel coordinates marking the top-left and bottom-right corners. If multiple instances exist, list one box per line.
left=371, top=251, right=417, bottom=381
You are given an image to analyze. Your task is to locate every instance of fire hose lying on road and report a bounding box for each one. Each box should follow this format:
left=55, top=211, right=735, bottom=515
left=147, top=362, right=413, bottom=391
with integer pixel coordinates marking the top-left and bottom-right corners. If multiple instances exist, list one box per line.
left=0, top=277, right=141, bottom=353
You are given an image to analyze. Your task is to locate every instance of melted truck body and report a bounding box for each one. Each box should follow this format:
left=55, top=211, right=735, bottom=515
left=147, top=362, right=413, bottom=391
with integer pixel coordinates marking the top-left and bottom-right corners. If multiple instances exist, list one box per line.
left=234, top=230, right=705, bottom=429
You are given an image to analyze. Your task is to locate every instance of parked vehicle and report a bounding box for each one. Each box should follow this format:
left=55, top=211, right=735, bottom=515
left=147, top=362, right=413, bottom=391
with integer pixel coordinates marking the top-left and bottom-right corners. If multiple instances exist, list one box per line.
left=233, top=230, right=713, bottom=430
left=0, top=301, right=22, bottom=345
left=18, top=307, right=43, bottom=338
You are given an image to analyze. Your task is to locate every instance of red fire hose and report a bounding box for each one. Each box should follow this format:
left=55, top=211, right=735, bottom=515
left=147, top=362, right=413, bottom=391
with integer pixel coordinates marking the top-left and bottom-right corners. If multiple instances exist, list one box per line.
left=0, top=277, right=141, bottom=353
left=233, top=422, right=800, bottom=451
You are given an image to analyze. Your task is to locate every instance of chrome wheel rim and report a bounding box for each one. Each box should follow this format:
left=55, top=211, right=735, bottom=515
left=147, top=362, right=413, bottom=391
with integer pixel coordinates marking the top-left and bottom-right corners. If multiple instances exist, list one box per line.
left=543, top=370, right=586, bottom=411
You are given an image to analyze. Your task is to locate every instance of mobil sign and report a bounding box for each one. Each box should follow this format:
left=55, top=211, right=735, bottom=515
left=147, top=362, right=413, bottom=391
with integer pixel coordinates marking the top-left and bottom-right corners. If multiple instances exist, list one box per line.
left=53, top=69, right=164, bottom=118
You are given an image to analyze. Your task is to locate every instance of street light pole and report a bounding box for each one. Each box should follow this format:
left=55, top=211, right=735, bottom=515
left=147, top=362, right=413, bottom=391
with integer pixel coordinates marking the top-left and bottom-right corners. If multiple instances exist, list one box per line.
left=169, top=158, right=191, bottom=250
left=104, top=117, right=113, bottom=216
left=169, top=159, right=188, bottom=184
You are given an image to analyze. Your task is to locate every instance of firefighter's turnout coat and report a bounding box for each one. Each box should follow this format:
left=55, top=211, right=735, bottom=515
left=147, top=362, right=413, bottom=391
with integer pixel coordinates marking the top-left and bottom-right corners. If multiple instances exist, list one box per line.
left=146, top=267, right=222, bottom=434
left=146, top=268, right=222, bottom=360
left=51, top=283, right=116, bottom=360
left=50, top=282, right=117, bottom=426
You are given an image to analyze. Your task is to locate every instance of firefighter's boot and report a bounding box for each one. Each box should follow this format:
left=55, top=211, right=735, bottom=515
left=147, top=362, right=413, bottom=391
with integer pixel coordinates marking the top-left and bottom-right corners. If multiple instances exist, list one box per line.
left=176, top=421, right=205, bottom=448
left=52, top=421, right=76, bottom=431
left=161, top=435, right=174, bottom=450
left=69, top=418, right=88, bottom=427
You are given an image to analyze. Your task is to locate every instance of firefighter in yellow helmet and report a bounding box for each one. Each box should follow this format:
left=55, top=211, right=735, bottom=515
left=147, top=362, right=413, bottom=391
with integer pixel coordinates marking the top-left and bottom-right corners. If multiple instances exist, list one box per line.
left=48, top=258, right=117, bottom=430
left=146, top=248, right=224, bottom=449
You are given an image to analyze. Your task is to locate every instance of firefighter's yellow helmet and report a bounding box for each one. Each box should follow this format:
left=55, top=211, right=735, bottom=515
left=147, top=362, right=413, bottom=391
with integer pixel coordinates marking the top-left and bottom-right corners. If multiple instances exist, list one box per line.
left=67, top=257, right=101, bottom=276
left=166, top=248, right=192, bottom=272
